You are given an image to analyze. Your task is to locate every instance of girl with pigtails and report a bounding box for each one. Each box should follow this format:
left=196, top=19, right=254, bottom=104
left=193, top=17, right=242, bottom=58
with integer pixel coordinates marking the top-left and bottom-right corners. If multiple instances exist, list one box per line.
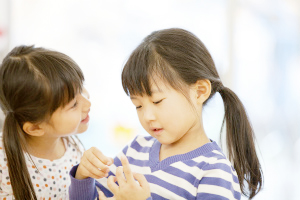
left=0, top=45, right=93, bottom=199
left=70, top=28, right=263, bottom=200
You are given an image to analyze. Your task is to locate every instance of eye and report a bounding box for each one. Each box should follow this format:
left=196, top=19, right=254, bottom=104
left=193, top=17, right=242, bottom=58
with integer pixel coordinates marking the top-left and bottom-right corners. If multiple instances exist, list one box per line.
left=71, top=101, right=78, bottom=108
left=153, top=99, right=163, bottom=104
left=136, top=105, right=142, bottom=109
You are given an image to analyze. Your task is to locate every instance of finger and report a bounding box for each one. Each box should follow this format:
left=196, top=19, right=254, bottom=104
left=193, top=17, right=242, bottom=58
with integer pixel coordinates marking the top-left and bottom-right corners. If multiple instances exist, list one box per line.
left=133, top=173, right=149, bottom=188
left=92, top=147, right=114, bottom=166
left=107, top=176, right=119, bottom=194
left=81, top=156, right=109, bottom=178
left=115, top=166, right=126, bottom=186
left=83, top=150, right=109, bottom=172
left=85, top=148, right=112, bottom=171
left=92, top=147, right=112, bottom=165
left=79, top=164, right=108, bottom=179
left=82, top=155, right=109, bottom=174
left=120, top=155, right=134, bottom=183
left=98, top=191, right=107, bottom=200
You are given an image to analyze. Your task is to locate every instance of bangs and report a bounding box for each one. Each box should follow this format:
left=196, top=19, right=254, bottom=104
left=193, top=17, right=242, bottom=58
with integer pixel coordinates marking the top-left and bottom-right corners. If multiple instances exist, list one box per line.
left=30, top=51, right=84, bottom=113
left=122, top=44, right=184, bottom=97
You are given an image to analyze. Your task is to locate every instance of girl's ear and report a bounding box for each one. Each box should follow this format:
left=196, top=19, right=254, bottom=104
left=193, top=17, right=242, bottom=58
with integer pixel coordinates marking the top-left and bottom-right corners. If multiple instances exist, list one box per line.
left=23, top=122, right=45, bottom=136
left=192, top=79, right=211, bottom=104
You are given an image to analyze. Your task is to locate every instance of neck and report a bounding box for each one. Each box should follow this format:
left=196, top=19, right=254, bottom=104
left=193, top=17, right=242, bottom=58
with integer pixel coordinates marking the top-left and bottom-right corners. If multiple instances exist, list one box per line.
left=160, top=120, right=210, bottom=161
left=25, top=136, right=66, bottom=160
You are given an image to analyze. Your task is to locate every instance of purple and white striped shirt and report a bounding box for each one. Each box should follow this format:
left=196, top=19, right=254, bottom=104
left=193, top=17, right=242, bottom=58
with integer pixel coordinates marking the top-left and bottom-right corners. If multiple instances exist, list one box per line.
left=69, top=135, right=241, bottom=200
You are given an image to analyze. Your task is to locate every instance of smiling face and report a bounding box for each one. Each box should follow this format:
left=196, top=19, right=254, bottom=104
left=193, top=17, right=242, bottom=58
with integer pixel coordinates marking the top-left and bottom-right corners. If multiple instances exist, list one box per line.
left=130, top=78, right=203, bottom=146
left=41, top=88, right=91, bottom=138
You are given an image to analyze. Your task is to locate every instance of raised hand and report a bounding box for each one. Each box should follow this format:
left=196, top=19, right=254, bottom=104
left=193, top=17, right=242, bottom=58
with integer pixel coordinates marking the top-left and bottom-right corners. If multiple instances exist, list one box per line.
left=75, top=147, right=114, bottom=180
left=98, top=155, right=151, bottom=200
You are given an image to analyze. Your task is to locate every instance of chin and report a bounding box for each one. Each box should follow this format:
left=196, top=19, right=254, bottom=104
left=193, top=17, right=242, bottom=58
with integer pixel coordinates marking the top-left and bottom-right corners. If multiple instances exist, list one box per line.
left=77, top=126, right=89, bottom=134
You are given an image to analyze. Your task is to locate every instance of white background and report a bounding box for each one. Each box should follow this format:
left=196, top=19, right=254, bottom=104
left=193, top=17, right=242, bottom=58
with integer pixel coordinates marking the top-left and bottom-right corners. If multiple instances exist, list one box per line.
left=0, top=0, right=299, bottom=199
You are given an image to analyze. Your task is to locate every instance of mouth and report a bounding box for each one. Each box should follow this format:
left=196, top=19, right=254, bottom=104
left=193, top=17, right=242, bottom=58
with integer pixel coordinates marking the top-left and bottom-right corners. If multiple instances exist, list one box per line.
left=81, top=114, right=90, bottom=124
left=150, top=128, right=163, bottom=136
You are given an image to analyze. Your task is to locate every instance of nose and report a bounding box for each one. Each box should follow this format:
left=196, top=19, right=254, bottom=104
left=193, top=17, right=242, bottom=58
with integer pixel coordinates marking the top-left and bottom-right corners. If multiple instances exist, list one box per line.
left=143, top=106, right=156, bottom=122
left=81, top=87, right=91, bottom=111
left=82, top=87, right=90, bottom=100
left=83, top=96, right=91, bottom=111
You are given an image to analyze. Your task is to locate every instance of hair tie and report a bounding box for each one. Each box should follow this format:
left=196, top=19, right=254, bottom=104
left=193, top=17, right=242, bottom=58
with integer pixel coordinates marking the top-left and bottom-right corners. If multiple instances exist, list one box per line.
left=218, top=84, right=225, bottom=92
left=7, top=110, right=14, bottom=115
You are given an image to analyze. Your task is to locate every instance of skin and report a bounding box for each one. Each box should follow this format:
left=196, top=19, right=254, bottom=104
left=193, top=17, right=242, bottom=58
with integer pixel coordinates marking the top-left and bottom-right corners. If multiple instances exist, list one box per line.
left=98, top=156, right=151, bottom=200
left=130, top=78, right=211, bottom=161
left=23, top=88, right=91, bottom=160
left=75, top=78, right=212, bottom=199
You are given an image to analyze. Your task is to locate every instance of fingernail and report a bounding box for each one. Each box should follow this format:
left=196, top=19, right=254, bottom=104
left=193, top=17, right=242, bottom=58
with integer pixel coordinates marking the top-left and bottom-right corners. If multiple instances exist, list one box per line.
left=121, top=155, right=126, bottom=160
left=107, top=158, right=113, bottom=165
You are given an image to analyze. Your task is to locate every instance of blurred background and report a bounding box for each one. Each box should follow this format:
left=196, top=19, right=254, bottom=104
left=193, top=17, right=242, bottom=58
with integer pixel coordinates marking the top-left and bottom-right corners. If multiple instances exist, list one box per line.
left=0, top=0, right=299, bottom=199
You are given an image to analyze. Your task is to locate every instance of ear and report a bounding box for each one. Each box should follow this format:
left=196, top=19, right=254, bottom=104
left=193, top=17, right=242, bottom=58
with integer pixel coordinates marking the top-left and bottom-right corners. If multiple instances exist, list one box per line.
left=192, top=79, right=211, bottom=104
left=23, top=122, right=45, bottom=137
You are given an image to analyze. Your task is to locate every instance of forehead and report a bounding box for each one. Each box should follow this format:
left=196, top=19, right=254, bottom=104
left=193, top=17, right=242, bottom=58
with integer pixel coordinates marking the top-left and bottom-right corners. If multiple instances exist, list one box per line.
left=129, top=78, right=173, bottom=99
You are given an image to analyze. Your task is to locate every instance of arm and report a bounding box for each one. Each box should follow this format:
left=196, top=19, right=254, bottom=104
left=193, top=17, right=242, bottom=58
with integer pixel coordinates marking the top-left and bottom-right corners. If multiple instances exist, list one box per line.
left=69, top=165, right=98, bottom=200
left=69, top=136, right=151, bottom=200
left=196, top=163, right=241, bottom=200
left=69, top=147, right=114, bottom=200
left=68, top=141, right=132, bottom=199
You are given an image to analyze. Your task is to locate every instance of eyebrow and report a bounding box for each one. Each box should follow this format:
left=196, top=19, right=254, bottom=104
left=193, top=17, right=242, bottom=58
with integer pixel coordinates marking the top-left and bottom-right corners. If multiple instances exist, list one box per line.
left=130, top=89, right=162, bottom=99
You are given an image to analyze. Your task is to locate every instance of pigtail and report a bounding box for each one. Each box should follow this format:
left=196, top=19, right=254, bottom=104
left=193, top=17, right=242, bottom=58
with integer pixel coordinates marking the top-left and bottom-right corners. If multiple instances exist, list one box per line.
left=218, top=86, right=263, bottom=199
left=3, top=113, right=37, bottom=200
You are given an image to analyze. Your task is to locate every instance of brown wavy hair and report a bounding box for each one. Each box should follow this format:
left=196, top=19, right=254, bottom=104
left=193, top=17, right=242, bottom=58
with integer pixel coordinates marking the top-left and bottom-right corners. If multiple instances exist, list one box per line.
left=121, top=28, right=263, bottom=199
left=0, top=45, right=84, bottom=200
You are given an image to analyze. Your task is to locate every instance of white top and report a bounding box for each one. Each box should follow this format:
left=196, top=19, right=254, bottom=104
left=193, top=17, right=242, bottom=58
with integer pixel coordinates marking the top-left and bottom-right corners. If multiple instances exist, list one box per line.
left=0, top=133, right=83, bottom=200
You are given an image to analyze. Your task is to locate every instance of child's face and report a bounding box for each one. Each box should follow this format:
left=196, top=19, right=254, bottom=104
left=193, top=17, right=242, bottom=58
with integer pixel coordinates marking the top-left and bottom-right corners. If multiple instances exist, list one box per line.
left=130, top=78, right=201, bottom=146
left=43, top=88, right=91, bottom=137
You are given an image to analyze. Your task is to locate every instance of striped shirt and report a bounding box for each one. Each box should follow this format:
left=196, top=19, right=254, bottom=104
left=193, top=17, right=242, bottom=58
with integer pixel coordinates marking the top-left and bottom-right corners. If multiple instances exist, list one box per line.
left=69, top=135, right=241, bottom=200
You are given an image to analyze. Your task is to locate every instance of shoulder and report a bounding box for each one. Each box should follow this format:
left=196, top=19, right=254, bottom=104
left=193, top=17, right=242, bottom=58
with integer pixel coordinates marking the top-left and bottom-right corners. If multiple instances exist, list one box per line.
left=197, top=141, right=237, bottom=176
left=196, top=141, right=241, bottom=199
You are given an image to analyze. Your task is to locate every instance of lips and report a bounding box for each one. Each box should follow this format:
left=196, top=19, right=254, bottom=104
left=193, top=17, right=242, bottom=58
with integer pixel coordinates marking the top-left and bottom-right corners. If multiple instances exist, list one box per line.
left=81, top=114, right=90, bottom=124
left=150, top=128, right=163, bottom=136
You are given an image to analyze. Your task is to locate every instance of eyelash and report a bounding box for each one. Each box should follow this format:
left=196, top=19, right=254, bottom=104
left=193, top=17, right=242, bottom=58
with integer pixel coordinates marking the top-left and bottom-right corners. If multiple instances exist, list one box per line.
left=136, top=105, right=142, bottom=109
left=153, top=99, right=163, bottom=104
left=135, top=99, right=163, bottom=109
left=72, top=101, right=78, bottom=108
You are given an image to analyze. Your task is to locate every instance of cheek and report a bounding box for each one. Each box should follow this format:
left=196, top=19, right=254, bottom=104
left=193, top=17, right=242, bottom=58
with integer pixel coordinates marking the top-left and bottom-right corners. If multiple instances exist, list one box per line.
left=137, top=112, right=145, bottom=125
left=64, top=113, right=81, bottom=130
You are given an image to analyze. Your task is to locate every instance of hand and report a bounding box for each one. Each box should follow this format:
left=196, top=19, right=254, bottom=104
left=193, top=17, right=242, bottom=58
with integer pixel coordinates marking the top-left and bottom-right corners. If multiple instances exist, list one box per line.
left=98, top=155, right=151, bottom=200
left=75, top=147, right=114, bottom=180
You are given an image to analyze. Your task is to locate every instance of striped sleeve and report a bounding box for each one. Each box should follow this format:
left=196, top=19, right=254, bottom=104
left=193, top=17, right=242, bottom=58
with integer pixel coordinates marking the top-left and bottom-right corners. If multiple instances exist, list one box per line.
left=196, top=157, right=241, bottom=200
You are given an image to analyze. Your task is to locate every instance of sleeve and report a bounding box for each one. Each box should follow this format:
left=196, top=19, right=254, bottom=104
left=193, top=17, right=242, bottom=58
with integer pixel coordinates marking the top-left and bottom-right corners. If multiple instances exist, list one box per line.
left=196, top=162, right=242, bottom=200
left=69, top=164, right=99, bottom=200
left=68, top=137, right=136, bottom=200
